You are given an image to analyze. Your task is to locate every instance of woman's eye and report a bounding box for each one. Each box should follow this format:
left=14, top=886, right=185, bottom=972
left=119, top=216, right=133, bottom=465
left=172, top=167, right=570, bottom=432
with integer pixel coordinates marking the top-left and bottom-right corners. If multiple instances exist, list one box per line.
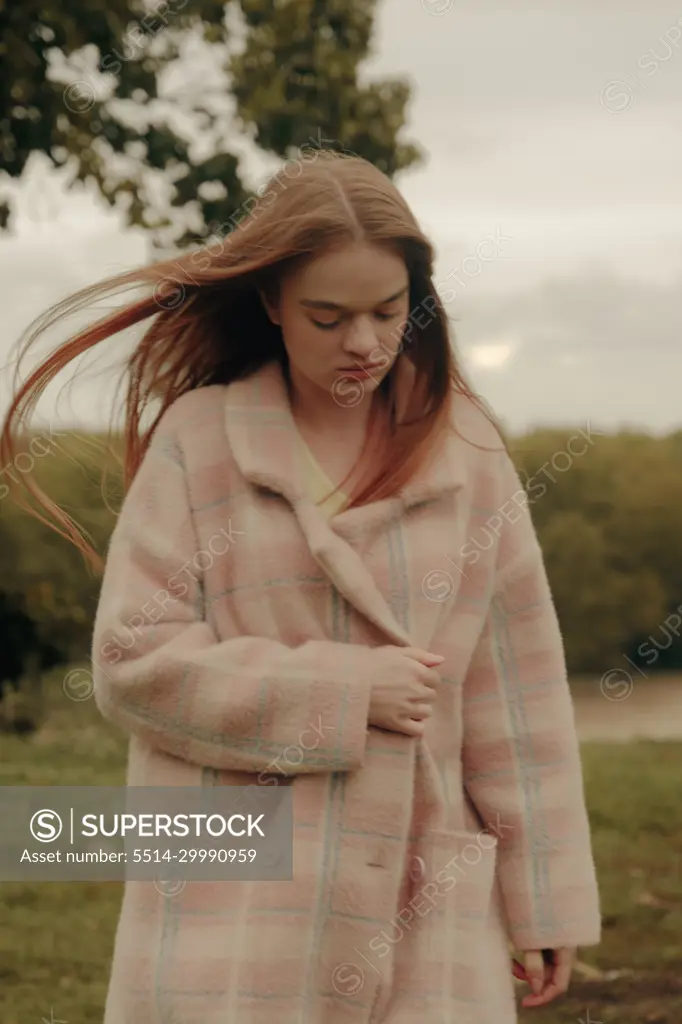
left=311, top=309, right=399, bottom=329
left=311, top=319, right=340, bottom=330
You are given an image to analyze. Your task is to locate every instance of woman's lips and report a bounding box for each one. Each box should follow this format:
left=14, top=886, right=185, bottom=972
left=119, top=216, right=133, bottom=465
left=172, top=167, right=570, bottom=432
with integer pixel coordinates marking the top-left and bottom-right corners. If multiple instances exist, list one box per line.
left=337, top=364, right=384, bottom=377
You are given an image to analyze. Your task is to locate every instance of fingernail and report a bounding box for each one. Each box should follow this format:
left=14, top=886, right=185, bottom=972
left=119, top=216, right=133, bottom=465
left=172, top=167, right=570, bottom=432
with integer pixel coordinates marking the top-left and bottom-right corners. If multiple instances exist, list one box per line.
left=429, top=654, right=445, bottom=661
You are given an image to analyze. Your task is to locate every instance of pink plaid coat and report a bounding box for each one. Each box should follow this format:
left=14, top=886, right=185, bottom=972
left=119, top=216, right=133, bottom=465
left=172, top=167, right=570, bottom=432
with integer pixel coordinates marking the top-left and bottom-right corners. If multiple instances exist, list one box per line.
left=92, top=357, right=600, bottom=1023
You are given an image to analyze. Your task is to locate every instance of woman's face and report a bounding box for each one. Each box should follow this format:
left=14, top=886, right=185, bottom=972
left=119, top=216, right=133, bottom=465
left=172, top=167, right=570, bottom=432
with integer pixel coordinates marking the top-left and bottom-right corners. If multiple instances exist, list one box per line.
left=263, top=241, right=410, bottom=400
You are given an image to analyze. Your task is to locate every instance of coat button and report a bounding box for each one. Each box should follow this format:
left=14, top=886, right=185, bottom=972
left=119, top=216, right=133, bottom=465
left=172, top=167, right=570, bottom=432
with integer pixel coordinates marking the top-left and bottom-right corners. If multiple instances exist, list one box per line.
left=408, top=855, right=426, bottom=883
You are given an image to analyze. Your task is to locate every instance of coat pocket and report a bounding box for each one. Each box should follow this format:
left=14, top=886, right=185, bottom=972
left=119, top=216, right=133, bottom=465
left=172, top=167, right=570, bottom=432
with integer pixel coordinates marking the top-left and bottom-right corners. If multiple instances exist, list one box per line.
left=399, top=827, right=499, bottom=1009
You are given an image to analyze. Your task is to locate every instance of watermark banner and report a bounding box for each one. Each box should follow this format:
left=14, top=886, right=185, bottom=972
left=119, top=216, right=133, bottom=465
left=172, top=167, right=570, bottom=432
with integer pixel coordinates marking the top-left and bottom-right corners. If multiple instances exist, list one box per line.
left=0, top=786, right=292, bottom=881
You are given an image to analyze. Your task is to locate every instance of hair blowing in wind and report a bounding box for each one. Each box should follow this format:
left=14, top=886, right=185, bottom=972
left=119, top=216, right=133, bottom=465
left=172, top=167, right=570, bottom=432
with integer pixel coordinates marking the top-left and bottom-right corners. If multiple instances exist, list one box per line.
left=0, top=150, right=491, bottom=571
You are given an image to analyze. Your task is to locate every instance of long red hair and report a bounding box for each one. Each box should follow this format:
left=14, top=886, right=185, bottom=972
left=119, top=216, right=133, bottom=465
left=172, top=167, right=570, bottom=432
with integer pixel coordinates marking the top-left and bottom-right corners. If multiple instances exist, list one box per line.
left=0, top=150, right=494, bottom=571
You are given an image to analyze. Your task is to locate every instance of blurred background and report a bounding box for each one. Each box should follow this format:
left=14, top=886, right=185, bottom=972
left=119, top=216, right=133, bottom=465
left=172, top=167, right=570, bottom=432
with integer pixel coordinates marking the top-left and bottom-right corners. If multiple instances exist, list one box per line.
left=0, top=1, right=680, bottom=1022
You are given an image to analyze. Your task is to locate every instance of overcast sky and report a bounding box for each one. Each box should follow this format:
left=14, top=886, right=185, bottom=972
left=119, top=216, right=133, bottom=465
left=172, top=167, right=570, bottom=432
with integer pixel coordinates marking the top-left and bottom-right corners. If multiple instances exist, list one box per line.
left=1, top=0, right=680, bottom=435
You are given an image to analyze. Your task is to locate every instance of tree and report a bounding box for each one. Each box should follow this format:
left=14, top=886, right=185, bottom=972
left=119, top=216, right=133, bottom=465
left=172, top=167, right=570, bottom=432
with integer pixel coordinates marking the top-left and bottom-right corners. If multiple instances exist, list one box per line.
left=510, top=429, right=682, bottom=674
left=535, top=509, right=666, bottom=673
left=0, top=0, right=422, bottom=246
left=3, top=426, right=681, bottom=677
left=0, top=0, right=244, bottom=241
left=229, top=0, right=422, bottom=178
left=0, top=429, right=120, bottom=660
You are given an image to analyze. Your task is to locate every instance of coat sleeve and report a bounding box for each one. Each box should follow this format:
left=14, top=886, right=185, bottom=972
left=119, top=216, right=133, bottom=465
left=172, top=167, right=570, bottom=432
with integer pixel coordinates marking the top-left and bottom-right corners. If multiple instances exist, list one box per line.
left=461, top=451, right=601, bottom=950
left=91, top=410, right=373, bottom=774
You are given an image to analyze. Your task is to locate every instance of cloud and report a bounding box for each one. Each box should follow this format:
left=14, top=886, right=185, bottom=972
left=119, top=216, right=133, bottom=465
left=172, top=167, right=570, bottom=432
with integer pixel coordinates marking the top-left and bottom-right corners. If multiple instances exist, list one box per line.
left=455, top=268, right=682, bottom=433
left=467, top=340, right=518, bottom=371
left=2, top=0, right=681, bottom=436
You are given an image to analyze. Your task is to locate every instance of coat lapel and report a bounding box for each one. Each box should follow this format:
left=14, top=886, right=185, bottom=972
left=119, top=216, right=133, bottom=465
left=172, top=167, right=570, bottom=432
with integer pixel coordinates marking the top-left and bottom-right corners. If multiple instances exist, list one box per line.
left=223, top=357, right=466, bottom=647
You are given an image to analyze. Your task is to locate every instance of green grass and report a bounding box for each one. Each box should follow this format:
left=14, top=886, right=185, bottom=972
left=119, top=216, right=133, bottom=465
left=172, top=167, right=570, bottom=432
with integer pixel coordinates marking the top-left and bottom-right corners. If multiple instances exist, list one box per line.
left=2, top=666, right=682, bottom=1023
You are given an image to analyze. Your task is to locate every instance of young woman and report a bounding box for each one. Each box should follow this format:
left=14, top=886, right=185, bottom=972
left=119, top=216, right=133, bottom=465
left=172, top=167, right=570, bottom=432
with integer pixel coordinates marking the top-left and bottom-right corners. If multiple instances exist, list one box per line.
left=1, top=151, right=601, bottom=1022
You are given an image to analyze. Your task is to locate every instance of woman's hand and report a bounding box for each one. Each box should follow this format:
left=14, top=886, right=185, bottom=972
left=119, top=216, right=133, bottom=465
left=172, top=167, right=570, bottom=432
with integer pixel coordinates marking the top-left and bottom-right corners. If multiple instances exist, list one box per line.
left=367, top=645, right=443, bottom=737
left=512, top=947, right=576, bottom=1007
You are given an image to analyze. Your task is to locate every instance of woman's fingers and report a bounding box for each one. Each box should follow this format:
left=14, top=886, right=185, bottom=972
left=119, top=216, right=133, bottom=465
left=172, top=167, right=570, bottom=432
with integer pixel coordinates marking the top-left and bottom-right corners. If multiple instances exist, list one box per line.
left=511, top=958, right=527, bottom=982
left=409, top=703, right=433, bottom=720
left=398, top=646, right=444, bottom=666
left=407, top=683, right=438, bottom=705
left=551, top=949, right=574, bottom=994
left=523, top=951, right=546, bottom=996
left=520, top=948, right=574, bottom=1007
left=393, top=715, right=427, bottom=737
left=520, top=974, right=562, bottom=1008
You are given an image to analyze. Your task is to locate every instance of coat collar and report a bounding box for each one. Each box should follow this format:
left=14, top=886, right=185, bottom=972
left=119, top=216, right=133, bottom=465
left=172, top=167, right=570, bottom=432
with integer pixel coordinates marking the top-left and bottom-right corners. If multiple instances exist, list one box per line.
left=223, top=357, right=467, bottom=511
left=223, top=357, right=467, bottom=826
left=223, top=357, right=467, bottom=647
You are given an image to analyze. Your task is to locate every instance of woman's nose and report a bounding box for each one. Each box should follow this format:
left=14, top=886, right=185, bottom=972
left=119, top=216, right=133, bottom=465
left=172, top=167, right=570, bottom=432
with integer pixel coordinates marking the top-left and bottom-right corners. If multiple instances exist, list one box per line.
left=343, top=315, right=378, bottom=356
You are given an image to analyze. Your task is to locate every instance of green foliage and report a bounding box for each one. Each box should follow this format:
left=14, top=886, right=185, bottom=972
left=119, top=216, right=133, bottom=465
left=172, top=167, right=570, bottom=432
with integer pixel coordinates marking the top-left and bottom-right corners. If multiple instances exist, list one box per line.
left=510, top=429, right=682, bottom=673
left=1, top=426, right=681, bottom=674
left=0, top=430, right=120, bottom=658
left=0, top=0, right=421, bottom=246
left=230, top=0, right=423, bottom=177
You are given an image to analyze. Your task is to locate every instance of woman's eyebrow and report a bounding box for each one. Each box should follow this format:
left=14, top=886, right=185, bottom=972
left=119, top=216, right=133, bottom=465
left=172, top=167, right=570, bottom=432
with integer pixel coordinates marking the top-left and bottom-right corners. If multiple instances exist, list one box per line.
left=299, top=285, right=409, bottom=311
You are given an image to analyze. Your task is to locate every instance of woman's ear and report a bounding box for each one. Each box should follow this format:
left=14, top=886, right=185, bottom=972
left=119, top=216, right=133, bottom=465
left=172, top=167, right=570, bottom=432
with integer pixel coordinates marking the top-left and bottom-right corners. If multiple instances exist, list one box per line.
left=259, top=288, right=280, bottom=325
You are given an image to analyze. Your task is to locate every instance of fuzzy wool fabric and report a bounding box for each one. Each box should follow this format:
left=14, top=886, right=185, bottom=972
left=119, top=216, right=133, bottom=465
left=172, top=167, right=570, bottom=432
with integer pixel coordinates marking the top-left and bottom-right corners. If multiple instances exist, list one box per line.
left=92, top=357, right=601, bottom=1023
